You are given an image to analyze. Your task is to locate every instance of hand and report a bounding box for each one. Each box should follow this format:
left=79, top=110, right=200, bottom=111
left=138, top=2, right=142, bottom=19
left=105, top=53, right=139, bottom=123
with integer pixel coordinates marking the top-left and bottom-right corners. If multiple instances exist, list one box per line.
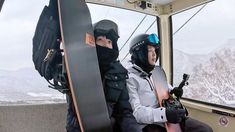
left=166, top=107, right=186, bottom=123
left=170, top=87, right=183, bottom=98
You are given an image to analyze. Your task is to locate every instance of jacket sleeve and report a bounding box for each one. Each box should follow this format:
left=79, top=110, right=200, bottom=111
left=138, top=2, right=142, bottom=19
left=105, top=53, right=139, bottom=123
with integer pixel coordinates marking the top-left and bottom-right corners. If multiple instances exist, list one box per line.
left=126, top=76, right=167, bottom=124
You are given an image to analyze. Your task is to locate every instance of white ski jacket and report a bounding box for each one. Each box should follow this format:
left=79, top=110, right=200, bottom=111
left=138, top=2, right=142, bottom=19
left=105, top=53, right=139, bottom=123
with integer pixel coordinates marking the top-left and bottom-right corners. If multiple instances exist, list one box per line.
left=126, top=65, right=173, bottom=126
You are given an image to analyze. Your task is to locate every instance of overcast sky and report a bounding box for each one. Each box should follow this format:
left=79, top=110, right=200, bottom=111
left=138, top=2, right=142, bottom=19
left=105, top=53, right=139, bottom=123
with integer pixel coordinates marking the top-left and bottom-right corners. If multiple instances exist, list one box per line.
left=173, top=0, right=235, bottom=54
left=0, top=0, right=234, bottom=70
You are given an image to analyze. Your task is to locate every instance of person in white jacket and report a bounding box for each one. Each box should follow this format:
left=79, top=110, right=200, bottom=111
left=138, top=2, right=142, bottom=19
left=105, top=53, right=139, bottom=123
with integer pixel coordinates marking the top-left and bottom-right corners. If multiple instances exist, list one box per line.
left=126, top=34, right=213, bottom=132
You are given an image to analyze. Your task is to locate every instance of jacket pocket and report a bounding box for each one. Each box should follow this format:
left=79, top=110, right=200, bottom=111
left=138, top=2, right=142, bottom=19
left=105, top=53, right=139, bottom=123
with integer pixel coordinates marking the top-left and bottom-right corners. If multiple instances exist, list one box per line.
left=105, top=79, right=125, bottom=103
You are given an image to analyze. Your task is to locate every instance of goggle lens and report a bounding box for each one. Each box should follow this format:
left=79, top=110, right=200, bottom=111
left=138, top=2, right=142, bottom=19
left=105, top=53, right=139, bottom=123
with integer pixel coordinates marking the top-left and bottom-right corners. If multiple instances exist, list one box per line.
left=147, top=34, right=159, bottom=46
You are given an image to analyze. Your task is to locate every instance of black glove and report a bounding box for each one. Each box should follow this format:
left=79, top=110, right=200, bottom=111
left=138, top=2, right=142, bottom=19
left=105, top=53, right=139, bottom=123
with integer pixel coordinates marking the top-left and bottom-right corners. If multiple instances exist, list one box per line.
left=170, top=87, right=183, bottom=98
left=166, top=107, right=186, bottom=123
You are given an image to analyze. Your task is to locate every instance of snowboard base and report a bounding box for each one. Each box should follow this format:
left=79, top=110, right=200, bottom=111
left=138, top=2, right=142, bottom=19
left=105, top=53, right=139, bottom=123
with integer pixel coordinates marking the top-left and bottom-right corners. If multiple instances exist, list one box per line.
left=152, top=66, right=182, bottom=132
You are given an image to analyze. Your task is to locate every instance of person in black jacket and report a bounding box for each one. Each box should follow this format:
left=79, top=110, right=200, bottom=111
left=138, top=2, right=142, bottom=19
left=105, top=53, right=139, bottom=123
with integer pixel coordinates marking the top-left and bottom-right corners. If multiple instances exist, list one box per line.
left=93, top=19, right=142, bottom=132
left=66, top=19, right=142, bottom=132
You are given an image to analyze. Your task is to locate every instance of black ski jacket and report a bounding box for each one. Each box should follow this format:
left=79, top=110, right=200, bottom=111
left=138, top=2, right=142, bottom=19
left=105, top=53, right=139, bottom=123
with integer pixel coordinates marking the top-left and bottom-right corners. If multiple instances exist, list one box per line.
left=66, top=61, right=134, bottom=131
left=103, top=61, right=131, bottom=110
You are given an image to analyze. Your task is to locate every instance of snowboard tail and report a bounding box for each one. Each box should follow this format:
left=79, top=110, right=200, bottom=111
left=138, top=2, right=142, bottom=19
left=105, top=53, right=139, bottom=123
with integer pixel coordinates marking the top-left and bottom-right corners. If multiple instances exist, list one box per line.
left=58, top=0, right=112, bottom=131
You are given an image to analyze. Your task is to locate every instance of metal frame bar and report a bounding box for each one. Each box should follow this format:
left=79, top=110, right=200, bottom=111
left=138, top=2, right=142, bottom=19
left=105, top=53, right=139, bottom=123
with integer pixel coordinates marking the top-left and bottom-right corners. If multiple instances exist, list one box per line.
left=158, top=14, right=173, bottom=83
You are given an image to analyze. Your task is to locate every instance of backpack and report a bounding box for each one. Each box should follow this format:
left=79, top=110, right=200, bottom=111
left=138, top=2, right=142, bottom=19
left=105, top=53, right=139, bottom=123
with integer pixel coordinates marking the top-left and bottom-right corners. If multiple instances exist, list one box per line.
left=32, top=5, right=68, bottom=93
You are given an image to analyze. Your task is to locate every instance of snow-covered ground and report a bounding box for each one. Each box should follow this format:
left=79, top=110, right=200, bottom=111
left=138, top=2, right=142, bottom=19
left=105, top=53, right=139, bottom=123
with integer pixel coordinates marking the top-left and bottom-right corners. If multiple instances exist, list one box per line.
left=0, top=67, right=65, bottom=105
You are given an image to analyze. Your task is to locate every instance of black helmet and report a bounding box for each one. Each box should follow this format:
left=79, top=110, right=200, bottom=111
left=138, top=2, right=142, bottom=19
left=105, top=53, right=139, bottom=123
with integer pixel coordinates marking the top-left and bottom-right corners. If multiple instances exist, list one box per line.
left=129, top=33, right=160, bottom=73
left=129, top=33, right=160, bottom=54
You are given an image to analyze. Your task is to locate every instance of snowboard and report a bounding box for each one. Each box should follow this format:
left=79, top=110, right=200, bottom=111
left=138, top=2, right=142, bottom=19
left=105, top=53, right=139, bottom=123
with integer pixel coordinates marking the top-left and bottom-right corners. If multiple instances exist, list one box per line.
left=152, top=66, right=182, bottom=132
left=57, top=0, right=112, bottom=131
left=0, top=0, right=4, bottom=12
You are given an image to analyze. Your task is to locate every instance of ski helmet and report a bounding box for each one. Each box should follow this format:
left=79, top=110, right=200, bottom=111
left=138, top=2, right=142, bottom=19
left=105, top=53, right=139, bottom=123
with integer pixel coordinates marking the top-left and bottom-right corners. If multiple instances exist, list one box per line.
left=129, top=33, right=160, bottom=54
left=129, top=34, right=160, bottom=72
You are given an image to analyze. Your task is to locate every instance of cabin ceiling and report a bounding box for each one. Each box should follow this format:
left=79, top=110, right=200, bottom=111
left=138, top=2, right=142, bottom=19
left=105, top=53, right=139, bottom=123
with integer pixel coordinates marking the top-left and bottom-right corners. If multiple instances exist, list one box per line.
left=86, top=0, right=214, bottom=16
left=0, top=0, right=214, bottom=17
left=150, top=0, right=175, bottom=5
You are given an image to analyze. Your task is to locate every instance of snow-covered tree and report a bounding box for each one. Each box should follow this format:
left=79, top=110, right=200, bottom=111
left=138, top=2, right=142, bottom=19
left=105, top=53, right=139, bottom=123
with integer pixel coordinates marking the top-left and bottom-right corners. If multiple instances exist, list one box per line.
left=184, top=48, right=235, bottom=106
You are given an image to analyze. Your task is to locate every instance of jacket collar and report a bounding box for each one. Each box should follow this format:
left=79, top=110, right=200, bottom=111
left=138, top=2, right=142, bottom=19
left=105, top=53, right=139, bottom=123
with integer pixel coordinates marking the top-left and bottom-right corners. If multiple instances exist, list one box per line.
left=130, top=64, right=152, bottom=78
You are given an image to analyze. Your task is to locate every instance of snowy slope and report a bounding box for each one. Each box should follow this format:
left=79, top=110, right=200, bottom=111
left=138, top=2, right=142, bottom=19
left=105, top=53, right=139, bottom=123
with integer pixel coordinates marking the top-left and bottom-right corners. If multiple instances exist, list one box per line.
left=174, top=39, right=235, bottom=107
left=0, top=67, right=65, bottom=104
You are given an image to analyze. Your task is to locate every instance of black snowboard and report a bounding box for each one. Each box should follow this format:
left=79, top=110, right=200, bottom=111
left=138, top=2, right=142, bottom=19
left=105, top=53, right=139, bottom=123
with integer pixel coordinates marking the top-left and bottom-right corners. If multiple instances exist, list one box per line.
left=58, top=0, right=112, bottom=131
left=0, top=0, right=4, bottom=12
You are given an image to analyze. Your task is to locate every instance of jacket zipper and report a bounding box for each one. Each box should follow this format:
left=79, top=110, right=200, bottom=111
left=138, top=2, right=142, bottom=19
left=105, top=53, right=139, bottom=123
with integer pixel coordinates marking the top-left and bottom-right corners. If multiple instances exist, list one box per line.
left=144, top=78, right=153, bottom=91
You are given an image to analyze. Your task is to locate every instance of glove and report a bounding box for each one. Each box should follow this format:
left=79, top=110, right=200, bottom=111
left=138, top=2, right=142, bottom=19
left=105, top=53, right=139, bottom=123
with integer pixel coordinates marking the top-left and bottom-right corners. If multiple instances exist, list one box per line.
left=166, top=107, right=186, bottom=123
left=170, top=87, right=183, bottom=98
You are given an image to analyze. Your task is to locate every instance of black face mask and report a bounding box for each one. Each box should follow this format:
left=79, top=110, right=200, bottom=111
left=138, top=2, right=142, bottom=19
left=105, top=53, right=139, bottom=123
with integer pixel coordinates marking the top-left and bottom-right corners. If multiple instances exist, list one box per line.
left=135, top=58, right=155, bottom=74
left=132, top=45, right=155, bottom=74
left=96, top=45, right=119, bottom=74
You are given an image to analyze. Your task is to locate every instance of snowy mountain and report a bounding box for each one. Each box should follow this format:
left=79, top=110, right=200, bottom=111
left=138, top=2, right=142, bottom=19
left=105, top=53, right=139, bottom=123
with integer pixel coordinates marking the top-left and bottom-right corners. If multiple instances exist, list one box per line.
left=174, top=39, right=235, bottom=107
left=0, top=67, right=65, bottom=104
left=173, top=49, right=209, bottom=84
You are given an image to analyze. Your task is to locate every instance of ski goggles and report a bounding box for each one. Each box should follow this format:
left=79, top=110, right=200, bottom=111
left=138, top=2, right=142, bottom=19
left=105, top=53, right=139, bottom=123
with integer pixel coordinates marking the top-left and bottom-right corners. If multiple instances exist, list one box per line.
left=147, top=34, right=160, bottom=46
left=94, top=20, right=119, bottom=40
left=94, top=29, right=119, bottom=41
left=94, top=20, right=119, bottom=34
